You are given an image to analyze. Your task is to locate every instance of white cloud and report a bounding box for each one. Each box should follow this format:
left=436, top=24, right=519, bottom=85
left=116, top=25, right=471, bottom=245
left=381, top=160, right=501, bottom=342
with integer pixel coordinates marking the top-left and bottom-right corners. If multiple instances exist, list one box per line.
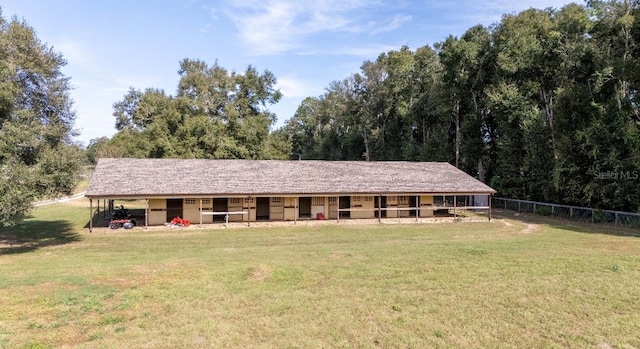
left=52, top=39, right=102, bottom=73
left=427, top=0, right=576, bottom=25
left=334, top=44, right=402, bottom=58
left=220, top=0, right=392, bottom=55
left=371, top=14, right=412, bottom=34
left=276, top=77, right=322, bottom=98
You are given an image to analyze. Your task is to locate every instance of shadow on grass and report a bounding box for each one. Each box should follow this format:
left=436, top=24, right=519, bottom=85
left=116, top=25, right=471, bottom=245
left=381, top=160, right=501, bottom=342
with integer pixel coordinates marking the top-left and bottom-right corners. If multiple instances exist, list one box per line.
left=492, top=209, right=640, bottom=238
left=0, top=217, right=82, bottom=255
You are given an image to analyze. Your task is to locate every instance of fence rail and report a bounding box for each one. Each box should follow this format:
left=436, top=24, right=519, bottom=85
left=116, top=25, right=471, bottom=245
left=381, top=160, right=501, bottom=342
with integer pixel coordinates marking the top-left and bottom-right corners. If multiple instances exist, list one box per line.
left=492, top=197, right=640, bottom=228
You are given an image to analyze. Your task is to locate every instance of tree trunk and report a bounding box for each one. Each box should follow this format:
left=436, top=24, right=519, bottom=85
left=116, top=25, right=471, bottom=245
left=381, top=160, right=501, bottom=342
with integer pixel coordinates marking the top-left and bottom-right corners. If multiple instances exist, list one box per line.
left=540, top=88, right=558, bottom=161
left=363, top=131, right=371, bottom=161
left=454, top=99, right=460, bottom=168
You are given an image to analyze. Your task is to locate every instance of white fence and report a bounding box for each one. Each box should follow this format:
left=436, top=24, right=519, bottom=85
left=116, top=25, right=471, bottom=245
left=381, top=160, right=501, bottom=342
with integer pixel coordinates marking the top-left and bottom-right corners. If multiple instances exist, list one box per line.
left=492, top=197, right=640, bottom=228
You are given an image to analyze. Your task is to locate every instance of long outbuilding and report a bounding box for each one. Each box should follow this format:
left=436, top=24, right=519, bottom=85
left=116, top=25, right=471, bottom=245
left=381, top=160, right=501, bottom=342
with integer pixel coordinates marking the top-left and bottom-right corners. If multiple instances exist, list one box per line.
left=85, top=158, right=496, bottom=231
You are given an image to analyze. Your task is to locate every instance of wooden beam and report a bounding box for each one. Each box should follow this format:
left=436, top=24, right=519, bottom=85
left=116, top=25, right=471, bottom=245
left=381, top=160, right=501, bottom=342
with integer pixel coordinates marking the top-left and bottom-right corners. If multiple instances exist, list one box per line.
left=337, top=196, right=340, bottom=223
left=199, top=198, right=203, bottom=227
left=377, top=196, right=381, bottom=220
left=415, top=195, right=419, bottom=222
left=454, top=195, right=457, bottom=220
left=145, top=199, right=149, bottom=229
left=89, top=198, right=93, bottom=233
left=294, top=197, right=297, bottom=225
left=488, top=195, right=492, bottom=221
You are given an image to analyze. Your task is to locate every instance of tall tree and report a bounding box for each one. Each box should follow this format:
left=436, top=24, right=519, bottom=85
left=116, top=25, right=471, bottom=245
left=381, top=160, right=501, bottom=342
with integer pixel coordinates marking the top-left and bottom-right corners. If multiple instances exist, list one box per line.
left=107, top=59, right=286, bottom=160
left=0, top=10, right=82, bottom=225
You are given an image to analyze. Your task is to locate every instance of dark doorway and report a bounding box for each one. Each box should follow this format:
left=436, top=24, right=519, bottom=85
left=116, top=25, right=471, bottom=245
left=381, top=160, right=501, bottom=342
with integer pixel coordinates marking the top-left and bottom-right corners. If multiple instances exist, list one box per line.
left=166, top=199, right=183, bottom=220
left=375, top=196, right=387, bottom=218
left=256, top=197, right=270, bottom=221
left=299, top=197, right=312, bottom=218
left=409, top=196, right=418, bottom=217
left=339, top=196, right=351, bottom=218
left=212, top=198, right=228, bottom=222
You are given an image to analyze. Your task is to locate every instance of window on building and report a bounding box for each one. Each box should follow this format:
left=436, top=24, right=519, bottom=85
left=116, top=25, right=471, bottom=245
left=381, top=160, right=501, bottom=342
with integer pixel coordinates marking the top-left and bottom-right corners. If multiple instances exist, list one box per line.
left=364, top=196, right=373, bottom=202
left=229, top=198, right=241, bottom=204
left=202, top=199, right=211, bottom=205
left=328, top=197, right=337, bottom=205
left=244, top=197, right=254, bottom=204
left=312, top=197, right=324, bottom=206
left=185, top=198, right=196, bottom=205
left=352, top=196, right=361, bottom=202
left=398, top=196, right=409, bottom=205
left=271, top=197, right=283, bottom=206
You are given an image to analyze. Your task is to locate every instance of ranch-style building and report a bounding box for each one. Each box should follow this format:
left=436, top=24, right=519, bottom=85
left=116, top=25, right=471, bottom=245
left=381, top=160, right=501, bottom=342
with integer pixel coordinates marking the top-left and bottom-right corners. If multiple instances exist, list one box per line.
left=85, top=158, right=496, bottom=231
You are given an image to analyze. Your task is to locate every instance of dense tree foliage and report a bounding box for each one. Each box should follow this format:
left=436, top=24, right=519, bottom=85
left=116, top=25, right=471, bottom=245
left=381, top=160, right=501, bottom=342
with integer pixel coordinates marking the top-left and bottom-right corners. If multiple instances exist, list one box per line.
left=99, top=59, right=289, bottom=160
left=0, top=10, right=83, bottom=225
left=282, top=1, right=640, bottom=212
left=92, top=1, right=639, bottom=212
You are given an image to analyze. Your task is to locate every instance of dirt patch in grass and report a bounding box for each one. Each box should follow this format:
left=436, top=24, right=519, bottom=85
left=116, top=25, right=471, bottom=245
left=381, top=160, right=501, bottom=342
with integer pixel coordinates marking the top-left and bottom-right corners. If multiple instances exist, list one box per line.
left=521, top=223, right=539, bottom=234
left=246, top=265, right=273, bottom=282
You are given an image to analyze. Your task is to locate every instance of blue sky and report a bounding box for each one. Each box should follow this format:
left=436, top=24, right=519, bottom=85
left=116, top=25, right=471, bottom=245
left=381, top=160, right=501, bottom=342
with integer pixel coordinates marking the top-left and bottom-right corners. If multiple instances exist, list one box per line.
left=2, top=0, right=578, bottom=145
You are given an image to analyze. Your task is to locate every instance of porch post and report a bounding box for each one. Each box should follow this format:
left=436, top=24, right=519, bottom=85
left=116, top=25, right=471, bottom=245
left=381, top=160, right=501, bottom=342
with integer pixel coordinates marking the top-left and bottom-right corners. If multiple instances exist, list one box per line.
left=378, top=195, right=381, bottom=223
left=89, top=198, right=93, bottom=233
left=454, top=195, right=457, bottom=220
left=337, top=196, right=340, bottom=223
left=145, top=199, right=149, bottom=229
left=294, top=197, right=297, bottom=225
left=248, top=196, right=252, bottom=227
left=415, top=195, right=419, bottom=222
left=488, top=195, right=492, bottom=221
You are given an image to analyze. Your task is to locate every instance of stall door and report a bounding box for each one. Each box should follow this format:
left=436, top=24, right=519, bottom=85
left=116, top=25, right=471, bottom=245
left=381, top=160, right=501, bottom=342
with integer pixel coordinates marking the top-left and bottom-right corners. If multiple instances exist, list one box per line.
left=166, top=199, right=183, bottom=220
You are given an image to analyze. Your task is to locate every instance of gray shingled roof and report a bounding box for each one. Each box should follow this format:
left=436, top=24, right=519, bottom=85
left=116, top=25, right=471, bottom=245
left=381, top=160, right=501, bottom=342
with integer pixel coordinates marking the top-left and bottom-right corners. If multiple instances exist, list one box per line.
left=86, top=158, right=496, bottom=198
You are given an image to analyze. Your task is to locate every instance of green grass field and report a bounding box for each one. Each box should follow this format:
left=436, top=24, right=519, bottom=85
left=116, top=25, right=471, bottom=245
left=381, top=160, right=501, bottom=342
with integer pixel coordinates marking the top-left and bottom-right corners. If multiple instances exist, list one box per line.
left=1, top=201, right=639, bottom=348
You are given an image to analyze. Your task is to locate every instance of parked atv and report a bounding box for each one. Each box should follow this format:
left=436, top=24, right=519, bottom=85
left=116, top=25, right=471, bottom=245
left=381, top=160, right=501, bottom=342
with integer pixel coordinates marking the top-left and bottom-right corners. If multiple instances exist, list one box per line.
left=109, top=205, right=136, bottom=229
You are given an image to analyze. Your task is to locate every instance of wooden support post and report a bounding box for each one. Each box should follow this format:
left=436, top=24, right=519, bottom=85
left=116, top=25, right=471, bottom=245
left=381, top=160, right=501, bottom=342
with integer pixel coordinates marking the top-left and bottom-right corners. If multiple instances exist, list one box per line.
left=454, top=195, right=457, bottom=220
left=248, top=196, right=251, bottom=227
left=415, top=195, right=419, bottom=222
left=615, top=212, right=619, bottom=226
left=294, top=197, right=297, bottom=225
left=533, top=202, right=537, bottom=215
left=199, top=199, right=203, bottom=227
left=89, top=198, right=93, bottom=233
left=337, top=196, right=340, bottom=223
left=145, top=199, right=149, bottom=230
left=378, top=195, right=381, bottom=223
left=570, top=207, right=573, bottom=219
left=488, top=195, right=492, bottom=221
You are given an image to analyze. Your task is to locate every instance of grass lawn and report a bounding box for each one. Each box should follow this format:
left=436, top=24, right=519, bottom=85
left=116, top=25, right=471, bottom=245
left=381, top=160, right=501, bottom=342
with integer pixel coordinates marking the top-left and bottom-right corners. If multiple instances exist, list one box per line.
left=1, top=201, right=639, bottom=348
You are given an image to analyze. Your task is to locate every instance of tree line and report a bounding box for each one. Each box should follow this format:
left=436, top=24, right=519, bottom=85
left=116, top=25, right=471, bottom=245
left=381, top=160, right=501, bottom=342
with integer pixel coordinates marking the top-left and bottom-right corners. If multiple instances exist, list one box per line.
left=281, top=1, right=640, bottom=212
left=94, top=1, right=639, bottom=212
